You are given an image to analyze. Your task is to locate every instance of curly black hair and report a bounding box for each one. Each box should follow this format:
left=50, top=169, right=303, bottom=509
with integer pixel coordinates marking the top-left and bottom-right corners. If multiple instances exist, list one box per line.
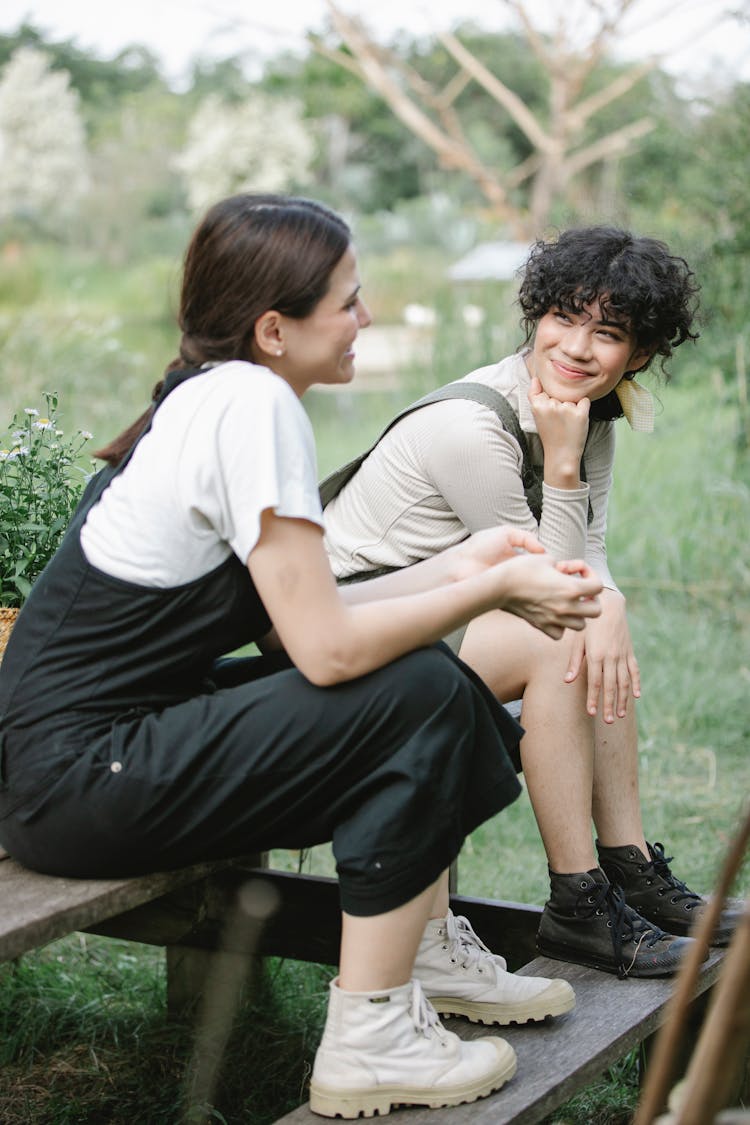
left=518, top=225, right=700, bottom=369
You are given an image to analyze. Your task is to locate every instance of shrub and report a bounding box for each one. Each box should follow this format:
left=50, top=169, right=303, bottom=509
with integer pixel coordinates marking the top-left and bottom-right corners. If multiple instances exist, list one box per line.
left=0, top=392, right=93, bottom=607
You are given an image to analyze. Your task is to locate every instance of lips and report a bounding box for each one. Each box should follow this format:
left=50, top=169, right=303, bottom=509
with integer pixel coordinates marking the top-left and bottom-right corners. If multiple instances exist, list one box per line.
left=551, top=359, right=595, bottom=379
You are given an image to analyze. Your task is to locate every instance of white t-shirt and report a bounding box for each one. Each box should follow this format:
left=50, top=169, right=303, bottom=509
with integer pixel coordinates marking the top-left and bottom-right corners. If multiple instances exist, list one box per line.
left=81, top=361, right=324, bottom=586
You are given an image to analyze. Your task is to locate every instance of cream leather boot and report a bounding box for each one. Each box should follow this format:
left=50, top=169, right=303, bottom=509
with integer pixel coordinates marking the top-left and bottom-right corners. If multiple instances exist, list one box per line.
left=309, top=977, right=516, bottom=1118
left=414, top=909, right=575, bottom=1025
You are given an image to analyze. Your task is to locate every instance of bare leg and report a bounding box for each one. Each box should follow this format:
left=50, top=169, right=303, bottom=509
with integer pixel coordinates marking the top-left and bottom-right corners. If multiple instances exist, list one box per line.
left=459, top=610, right=648, bottom=872
left=591, top=706, right=648, bottom=854
left=460, top=610, right=598, bottom=873
left=429, top=870, right=451, bottom=918
left=339, top=874, right=443, bottom=991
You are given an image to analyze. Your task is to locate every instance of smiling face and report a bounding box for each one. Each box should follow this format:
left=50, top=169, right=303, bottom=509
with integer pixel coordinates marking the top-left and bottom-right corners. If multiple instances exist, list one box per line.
left=526, top=299, right=653, bottom=404
left=271, top=245, right=372, bottom=396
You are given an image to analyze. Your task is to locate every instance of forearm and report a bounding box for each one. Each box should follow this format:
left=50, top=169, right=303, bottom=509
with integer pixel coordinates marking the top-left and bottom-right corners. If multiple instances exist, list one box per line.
left=249, top=514, right=602, bottom=688
left=337, top=544, right=466, bottom=604
left=538, top=482, right=589, bottom=561
left=307, top=566, right=520, bottom=685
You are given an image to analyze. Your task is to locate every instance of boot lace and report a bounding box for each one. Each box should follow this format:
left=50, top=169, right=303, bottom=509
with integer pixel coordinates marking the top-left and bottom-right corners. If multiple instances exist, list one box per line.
left=645, top=842, right=703, bottom=911
left=410, top=979, right=450, bottom=1044
left=443, top=911, right=507, bottom=973
left=576, top=880, right=669, bottom=980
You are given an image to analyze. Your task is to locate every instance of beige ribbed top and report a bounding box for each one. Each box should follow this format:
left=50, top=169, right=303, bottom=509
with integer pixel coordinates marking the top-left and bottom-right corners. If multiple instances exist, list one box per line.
left=324, top=352, right=618, bottom=591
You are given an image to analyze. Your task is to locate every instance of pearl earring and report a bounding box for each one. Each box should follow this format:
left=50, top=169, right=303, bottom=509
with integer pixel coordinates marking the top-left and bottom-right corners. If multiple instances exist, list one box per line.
left=276, top=348, right=284, bottom=356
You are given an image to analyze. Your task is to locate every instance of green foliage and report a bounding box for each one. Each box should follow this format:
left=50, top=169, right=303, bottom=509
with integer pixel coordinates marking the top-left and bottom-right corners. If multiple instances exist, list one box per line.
left=0, top=21, right=166, bottom=111
left=0, top=393, right=93, bottom=606
left=262, top=46, right=424, bottom=210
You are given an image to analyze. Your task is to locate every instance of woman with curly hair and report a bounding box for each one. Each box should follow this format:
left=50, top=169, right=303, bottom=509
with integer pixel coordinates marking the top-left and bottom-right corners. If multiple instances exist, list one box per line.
left=324, top=226, right=740, bottom=980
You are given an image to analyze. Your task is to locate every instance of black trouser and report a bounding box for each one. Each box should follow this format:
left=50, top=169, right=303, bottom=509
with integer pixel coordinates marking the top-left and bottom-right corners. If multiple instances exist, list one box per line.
left=0, top=646, right=520, bottom=915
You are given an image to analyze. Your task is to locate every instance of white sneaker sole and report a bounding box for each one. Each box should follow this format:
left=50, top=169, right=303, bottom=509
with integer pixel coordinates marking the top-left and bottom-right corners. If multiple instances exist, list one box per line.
left=428, top=978, right=575, bottom=1025
left=309, top=1038, right=516, bottom=1119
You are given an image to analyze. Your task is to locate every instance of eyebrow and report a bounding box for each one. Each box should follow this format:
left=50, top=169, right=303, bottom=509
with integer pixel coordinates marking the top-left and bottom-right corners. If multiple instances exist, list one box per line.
left=556, top=303, right=630, bottom=332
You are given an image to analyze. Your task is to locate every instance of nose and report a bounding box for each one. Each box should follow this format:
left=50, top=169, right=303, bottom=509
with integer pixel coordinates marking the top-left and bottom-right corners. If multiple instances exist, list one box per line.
left=357, top=298, right=373, bottom=330
left=562, top=324, right=592, bottom=360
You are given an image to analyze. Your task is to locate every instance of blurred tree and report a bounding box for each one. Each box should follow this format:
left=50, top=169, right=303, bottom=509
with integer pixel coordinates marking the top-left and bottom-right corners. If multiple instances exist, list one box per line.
left=684, top=81, right=750, bottom=350
left=0, top=22, right=165, bottom=111
left=81, top=86, right=190, bottom=263
left=0, top=47, right=89, bottom=237
left=188, top=56, right=257, bottom=104
left=261, top=47, right=425, bottom=210
left=175, top=92, right=314, bottom=213
left=314, top=0, right=732, bottom=237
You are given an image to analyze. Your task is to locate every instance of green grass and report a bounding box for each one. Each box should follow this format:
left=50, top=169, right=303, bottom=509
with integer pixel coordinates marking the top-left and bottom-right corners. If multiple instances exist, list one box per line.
left=0, top=241, right=748, bottom=1123
left=0, top=939, right=331, bottom=1125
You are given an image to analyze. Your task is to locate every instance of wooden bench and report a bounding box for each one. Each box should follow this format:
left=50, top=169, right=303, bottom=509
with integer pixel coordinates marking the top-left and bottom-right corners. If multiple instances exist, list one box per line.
left=0, top=852, right=726, bottom=1124
left=0, top=846, right=275, bottom=1014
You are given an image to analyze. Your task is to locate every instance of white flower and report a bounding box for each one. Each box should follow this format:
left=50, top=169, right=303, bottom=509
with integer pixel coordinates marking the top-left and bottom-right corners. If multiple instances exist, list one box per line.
left=79, top=430, right=93, bottom=440
left=23, top=407, right=39, bottom=416
left=55, top=429, right=64, bottom=437
left=175, top=92, right=314, bottom=214
left=33, top=418, right=54, bottom=430
left=7, top=446, right=29, bottom=458
left=0, top=48, right=90, bottom=230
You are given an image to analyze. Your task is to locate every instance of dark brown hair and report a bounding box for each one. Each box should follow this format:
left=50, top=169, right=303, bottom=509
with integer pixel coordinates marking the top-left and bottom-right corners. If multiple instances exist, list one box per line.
left=517, top=226, right=700, bottom=420
left=95, top=193, right=351, bottom=465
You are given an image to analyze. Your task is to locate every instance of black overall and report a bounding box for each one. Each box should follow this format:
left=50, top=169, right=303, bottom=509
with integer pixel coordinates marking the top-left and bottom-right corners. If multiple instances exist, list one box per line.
left=0, top=367, right=522, bottom=915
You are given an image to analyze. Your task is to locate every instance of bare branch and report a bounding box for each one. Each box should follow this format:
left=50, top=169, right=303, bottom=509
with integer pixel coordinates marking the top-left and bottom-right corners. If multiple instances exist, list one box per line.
left=438, top=68, right=473, bottom=110
left=503, top=0, right=553, bottom=68
left=562, top=117, right=654, bottom=179
left=324, top=3, right=518, bottom=219
left=566, top=59, right=657, bottom=132
left=438, top=29, right=553, bottom=153
left=506, top=151, right=543, bottom=189
left=308, top=35, right=367, bottom=81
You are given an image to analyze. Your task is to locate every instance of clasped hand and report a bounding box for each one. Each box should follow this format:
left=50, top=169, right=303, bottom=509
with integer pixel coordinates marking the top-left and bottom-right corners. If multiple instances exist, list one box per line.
left=454, top=526, right=602, bottom=641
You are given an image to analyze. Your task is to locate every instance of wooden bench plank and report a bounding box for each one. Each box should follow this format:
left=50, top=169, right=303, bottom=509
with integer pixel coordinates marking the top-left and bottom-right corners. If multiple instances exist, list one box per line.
left=273, top=949, right=725, bottom=1125
left=243, top=870, right=542, bottom=970
left=0, top=854, right=242, bottom=962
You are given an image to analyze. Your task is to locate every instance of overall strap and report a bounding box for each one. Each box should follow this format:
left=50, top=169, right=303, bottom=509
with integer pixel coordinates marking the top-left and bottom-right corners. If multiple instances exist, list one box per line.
left=320, top=381, right=544, bottom=521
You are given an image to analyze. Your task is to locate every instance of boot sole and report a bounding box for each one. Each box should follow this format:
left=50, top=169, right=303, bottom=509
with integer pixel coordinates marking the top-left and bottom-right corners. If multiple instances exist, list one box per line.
left=309, top=1040, right=516, bottom=1119
left=536, top=937, right=684, bottom=978
left=428, top=979, right=575, bottom=1025
left=619, top=906, right=735, bottom=946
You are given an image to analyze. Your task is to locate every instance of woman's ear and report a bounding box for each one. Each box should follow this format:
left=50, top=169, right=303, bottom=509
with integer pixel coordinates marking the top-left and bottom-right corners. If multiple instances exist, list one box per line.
left=628, top=344, right=656, bottom=376
left=254, top=310, right=286, bottom=359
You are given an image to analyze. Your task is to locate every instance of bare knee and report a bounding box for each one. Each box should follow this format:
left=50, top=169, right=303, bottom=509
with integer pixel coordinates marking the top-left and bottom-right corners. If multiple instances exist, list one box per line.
left=459, top=611, right=581, bottom=701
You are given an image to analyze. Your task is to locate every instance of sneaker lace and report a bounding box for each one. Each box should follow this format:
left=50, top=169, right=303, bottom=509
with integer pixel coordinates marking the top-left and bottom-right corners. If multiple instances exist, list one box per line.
left=444, top=911, right=507, bottom=973
left=410, top=979, right=449, bottom=1043
left=575, top=880, right=669, bottom=980
left=646, top=842, right=703, bottom=910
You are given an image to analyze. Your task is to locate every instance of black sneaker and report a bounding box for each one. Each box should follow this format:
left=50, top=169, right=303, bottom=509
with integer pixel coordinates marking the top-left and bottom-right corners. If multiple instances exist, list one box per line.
left=536, top=866, right=696, bottom=978
left=597, top=840, right=741, bottom=946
